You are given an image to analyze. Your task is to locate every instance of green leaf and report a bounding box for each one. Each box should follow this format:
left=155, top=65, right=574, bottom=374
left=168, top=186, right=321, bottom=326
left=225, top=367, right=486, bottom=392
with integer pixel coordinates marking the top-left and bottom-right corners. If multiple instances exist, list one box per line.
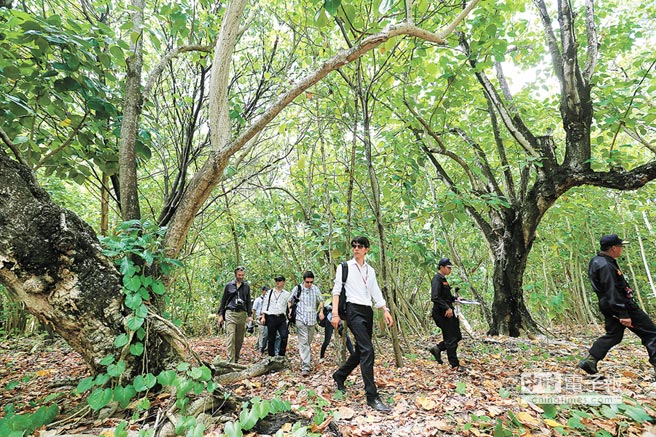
left=188, top=367, right=203, bottom=380
left=126, top=315, right=145, bottom=330
left=129, top=342, right=144, bottom=356
left=88, top=388, right=113, bottom=411
left=138, top=397, right=150, bottom=410
left=619, top=403, right=652, bottom=423
left=151, top=280, right=166, bottom=295
left=133, top=373, right=156, bottom=392
left=114, top=333, right=130, bottom=348
left=455, top=381, right=466, bottom=395
left=223, top=421, right=243, bottom=437
left=123, top=274, right=142, bottom=292
left=239, top=406, right=259, bottom=430
left=76, top=376, right=95, bottom=394
left=125, top=293, right=143, bottom=310
left=2, top=65, right=21, bottom=79
left=100, top=355, right=115, bottom=366
left=324, top=0, right=341, bottom=15
left=113, top=385, right=137, bottom=408
left=135, top=303, right=148, bottom=318
left=157, top=370, right=177, bottom=386
left=107, top=360, right=126, bottom=377
left=94, top=373, right=110, bottom=386
left=36, top=403, right=59, bottom=424
left=109, top=45, right=126, bottom=66
left=53, top=77, right=80, bottom=91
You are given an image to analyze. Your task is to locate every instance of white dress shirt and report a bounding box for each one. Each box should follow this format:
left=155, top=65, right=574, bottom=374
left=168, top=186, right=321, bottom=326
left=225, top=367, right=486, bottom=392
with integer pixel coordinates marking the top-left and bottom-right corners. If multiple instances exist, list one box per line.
left=262, top=289, right=291, bottom=315
left=332, top=258, right=386, bottom=308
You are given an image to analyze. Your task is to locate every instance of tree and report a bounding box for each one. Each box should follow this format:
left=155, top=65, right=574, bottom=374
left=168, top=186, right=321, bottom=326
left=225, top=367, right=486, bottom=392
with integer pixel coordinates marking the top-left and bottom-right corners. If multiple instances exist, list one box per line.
left=0, top=0, right=481, bottom=379
left=402, top=0, right=656, bottom=335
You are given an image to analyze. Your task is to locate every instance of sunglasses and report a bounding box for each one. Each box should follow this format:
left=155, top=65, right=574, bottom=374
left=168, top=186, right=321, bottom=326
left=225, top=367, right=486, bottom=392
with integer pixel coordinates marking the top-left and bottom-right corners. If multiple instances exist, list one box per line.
left=304, top=280, right=314, bottom=284
left=351, top=243, right=366, bottom=249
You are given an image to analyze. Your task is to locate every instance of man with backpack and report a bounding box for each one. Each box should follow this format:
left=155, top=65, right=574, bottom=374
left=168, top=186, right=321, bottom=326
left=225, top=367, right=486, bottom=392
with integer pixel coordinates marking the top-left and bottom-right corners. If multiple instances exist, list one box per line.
left=289, top=271, right=323, bottom=376
left=330, top=236, right=394, bottom=413
left=260, top=276, right=291, bottom=357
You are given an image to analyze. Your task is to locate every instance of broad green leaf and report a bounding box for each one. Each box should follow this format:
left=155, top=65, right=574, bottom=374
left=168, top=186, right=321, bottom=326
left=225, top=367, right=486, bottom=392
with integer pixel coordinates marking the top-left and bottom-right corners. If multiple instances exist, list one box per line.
left=113, top=385, right=137, bottom=408
left=129, top=342, right=144, bottom=356
left=88, top=388, right=113, bottom=411
left=157, top=370, right=177, bottom=386
left=114, top=333, right=130, bottom=348
left=76, top=376, right=95, bottom=393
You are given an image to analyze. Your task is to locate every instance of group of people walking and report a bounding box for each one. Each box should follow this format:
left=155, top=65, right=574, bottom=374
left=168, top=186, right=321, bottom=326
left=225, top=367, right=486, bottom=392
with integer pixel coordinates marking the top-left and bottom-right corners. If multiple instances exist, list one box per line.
left=217, top=233, right=656, bottom=413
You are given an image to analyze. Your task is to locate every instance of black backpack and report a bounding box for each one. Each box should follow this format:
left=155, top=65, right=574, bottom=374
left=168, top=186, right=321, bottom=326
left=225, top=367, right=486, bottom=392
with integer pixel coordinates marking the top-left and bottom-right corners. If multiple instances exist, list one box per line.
left=337, top=261, right=348, bottom=319
left=287, top=284, right=303, bottom=326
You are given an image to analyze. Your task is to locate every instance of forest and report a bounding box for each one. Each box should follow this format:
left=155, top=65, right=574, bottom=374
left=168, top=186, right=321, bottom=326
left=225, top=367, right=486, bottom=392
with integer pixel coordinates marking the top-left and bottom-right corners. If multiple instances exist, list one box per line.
left=1, top=0, right=655, bottom=435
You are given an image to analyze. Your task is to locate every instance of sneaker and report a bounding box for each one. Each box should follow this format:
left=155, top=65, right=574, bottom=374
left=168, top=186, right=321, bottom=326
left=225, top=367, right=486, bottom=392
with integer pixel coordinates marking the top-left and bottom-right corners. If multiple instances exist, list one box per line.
left=577, top=355, right=598, bottom=375
left=428, top=347, right=443, bottom=364
left=301, top=370, right=309, bottom=377
left=366, top=396, right=391, bottom=412
left=332, top=373, right=346, bottom=393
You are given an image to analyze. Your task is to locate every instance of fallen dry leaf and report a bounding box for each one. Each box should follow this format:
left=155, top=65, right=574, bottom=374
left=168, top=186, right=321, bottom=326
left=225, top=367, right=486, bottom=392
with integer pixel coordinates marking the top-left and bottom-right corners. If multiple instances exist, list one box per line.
left=514, top=411, right=540, bottom=429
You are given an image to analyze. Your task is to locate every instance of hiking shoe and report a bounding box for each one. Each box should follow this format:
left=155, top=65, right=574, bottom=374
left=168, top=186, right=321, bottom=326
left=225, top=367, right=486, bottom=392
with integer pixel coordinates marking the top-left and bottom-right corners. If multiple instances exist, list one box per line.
left=578, top=354, right=598, bottom=375
left=429, top=346, right=443, bottom=364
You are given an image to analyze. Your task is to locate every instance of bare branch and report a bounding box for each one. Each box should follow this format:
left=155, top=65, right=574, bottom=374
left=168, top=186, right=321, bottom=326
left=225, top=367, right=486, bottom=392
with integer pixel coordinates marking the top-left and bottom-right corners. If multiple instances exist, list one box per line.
left=582, top=0, right=599, bottom=81
left=143, top=45, right=212, bottom=99
left=533, top=0, right=564, bottom=82
left=0, top=127, right=29, bottom=167
left=34, top=113, right=88, bottom=170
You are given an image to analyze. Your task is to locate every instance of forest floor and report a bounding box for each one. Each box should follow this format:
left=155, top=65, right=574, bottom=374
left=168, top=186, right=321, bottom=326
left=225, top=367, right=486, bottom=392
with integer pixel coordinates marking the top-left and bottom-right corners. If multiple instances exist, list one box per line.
left=1, top=326, right=656, bottom=437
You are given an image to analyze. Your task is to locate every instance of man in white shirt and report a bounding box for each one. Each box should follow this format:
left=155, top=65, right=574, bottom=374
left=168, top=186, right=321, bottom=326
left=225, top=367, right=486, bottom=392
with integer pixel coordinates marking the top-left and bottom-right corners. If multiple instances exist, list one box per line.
left=260, top=276, right=291, bottom=356
left=291, top=271, right=324, bottom=376
left=331, top=236, right=394, bottom=412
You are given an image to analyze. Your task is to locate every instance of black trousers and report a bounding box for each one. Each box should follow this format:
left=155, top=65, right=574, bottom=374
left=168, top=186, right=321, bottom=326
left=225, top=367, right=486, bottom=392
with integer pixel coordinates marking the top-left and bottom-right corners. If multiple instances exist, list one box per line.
left=333, top=303, right=378, bottom=401
left=589, top=308, right=656, bottom=367
left=432, top=309, right=462, bottom=367
left=265, top=314, right=288, bottom=356
left=321, top=320, right=354, bottom=358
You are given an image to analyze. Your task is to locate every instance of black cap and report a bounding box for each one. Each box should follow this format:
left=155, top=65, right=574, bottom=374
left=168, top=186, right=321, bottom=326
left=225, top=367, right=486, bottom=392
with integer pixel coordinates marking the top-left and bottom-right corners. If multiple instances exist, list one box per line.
left=600, top=234, right=628, bottom=250
left=438, top=257, right=453, bottom=267
left=274, top=275, right=286, bottom=282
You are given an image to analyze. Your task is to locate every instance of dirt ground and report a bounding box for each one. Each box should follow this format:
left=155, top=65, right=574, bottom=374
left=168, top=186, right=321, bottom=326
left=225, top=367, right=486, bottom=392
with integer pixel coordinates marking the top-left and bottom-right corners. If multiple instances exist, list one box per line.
left=1, top=327, right=656, bottom=436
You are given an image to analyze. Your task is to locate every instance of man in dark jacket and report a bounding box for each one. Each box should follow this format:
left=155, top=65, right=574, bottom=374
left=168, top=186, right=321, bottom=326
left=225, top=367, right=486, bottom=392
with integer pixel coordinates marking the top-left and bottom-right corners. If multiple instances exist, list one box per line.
left=429, top=257, right=465, bottom=371
left=217, top=266, right=253, bottom=363
left=579, top=234, right=656, bottom=378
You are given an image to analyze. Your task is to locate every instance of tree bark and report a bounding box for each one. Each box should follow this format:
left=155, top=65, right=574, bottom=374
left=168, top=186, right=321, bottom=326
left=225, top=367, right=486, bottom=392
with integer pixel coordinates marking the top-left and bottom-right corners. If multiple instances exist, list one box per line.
left=0, top=150, right=184, bottom=376
left=117, top=0, right=145, bottom=221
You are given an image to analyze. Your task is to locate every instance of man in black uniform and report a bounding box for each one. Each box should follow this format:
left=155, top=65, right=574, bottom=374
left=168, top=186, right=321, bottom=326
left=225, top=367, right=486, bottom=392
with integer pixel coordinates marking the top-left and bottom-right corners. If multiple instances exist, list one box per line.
left=579, top=234, right=656, bottom=378
left=429, top=257, right=465, bottom=371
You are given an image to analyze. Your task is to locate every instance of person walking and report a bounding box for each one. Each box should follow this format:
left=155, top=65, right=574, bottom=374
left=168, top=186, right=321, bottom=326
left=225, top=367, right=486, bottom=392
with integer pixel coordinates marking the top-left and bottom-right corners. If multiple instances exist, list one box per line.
left=291, top=271, right=324, bottom=376
left=428, top=258, right=465, bottom=371
left=253, top=286, right=269, bottom=354
left=331, top=236, right=394, bottom=413
left=217, top=266, right=253, bottom=363
left=320, top=302, right=354, bottom=360
left=578, top=234, right=656, bottom=378
left=261, top=276, right=291, bottom=357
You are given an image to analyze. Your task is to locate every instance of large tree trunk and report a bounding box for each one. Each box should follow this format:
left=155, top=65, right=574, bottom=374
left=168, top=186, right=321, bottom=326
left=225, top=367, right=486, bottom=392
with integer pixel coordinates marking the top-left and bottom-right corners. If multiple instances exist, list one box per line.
left=0, top=150, right=184, bottom=376
left=487, top=231, right=538, bottom=336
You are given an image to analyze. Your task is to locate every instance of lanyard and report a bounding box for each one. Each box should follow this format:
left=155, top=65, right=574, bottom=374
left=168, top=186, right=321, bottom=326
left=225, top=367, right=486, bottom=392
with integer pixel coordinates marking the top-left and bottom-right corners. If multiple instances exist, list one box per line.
left=354, top=262, right=368, bottom=287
